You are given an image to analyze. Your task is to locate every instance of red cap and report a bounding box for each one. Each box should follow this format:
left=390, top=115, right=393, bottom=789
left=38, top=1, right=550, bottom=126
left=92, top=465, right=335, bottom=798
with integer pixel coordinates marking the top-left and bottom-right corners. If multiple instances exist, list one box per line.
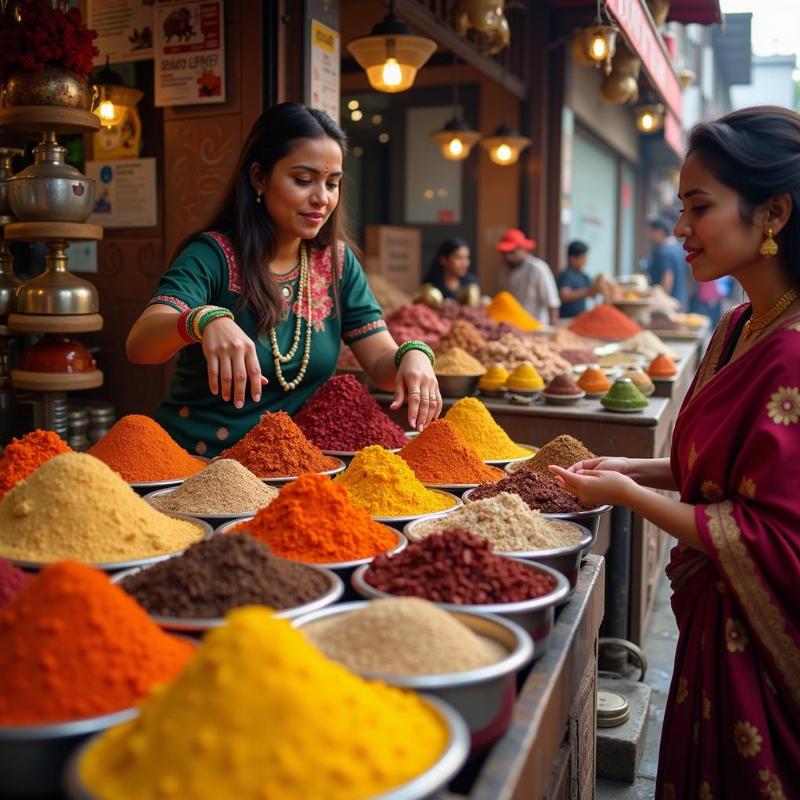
left=496, top=228, right=536, bottom=253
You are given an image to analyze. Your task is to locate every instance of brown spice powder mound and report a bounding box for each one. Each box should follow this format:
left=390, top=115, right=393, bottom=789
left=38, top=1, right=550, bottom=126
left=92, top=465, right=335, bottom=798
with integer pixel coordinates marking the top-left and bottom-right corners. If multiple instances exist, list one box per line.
left=469, top=469, right=588, bottom=513
left=523, top=435, right=596, bottom=478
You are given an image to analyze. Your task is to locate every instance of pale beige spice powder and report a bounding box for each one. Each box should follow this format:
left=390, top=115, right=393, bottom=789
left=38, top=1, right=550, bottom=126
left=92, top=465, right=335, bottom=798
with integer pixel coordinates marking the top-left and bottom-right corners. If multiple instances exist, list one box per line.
left=408, top=492, right=584, bottom=551
left=148, top=459, right=278, bottom=515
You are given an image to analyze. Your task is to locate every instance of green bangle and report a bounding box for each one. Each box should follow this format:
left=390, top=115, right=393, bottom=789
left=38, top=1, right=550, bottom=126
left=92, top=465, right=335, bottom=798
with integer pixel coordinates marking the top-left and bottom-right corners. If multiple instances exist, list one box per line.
left=198, top=308, right=234, bottom=336
left=185, top=307, right=204, bottom=342
left=394, top=340, right=435, bottom=369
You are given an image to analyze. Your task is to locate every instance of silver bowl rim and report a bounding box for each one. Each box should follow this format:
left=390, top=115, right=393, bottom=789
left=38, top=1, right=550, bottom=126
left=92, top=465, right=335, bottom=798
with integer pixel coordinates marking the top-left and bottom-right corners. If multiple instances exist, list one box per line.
left=64, top=695, right=469, bottom=800
left=403, top=514, right=594, bottom=560
left=0, top=707, right=137, bottom=741
left=540, top=390, right=587, bottom=403
left=128, top=477, right=186, bottom=491
left=460, top=486, right=612, bottom=518
left=110, top=562, right=345, bottom=631
left=0, top=514, right=213, bottom=572
left=141, top=485, right=277, bottom=521
left=483, top=443, right=537, bottom=467
left=352, top=556, right=570, bottom=614
left=320, top=444, right=405, bottom=458
left=370, top=490, right=462, bottom=523
left=293, top=601, right=534, bottom=688
left=214, top=517, right=408, bottom=569
left=258, top=456, right=346, bottom=485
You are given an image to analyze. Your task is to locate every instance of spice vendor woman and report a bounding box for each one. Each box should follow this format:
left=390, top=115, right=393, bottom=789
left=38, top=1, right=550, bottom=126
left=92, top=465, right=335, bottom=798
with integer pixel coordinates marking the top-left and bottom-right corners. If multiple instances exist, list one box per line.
left=127, top=103, right=441, bottom=456
left=552, top=107, right=800, bottom=798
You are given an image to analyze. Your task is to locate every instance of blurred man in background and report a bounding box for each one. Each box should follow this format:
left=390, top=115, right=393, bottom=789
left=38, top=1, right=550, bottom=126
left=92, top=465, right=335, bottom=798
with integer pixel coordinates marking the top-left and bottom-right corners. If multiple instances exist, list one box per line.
left=647, top=218, right=688, bottom=308
left=557, top=240, right=604, bottom=317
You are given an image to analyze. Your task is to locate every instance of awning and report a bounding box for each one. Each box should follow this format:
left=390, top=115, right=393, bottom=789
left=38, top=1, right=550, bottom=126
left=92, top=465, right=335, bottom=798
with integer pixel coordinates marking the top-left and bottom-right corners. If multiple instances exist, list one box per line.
left=667, top=1, right=722, bottom=26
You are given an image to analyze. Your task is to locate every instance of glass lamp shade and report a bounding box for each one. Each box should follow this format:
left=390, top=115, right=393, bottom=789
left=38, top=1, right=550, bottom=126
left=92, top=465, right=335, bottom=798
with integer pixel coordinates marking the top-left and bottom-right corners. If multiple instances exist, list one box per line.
left=585, top=25, right=618, bottom=63
left=635, top=103, right=664, bottom=133
left=431, top=118, right=481, bottom=160
left=94, top=84, right=144, bottom=129
left=480, top=124, right=530, bottom=166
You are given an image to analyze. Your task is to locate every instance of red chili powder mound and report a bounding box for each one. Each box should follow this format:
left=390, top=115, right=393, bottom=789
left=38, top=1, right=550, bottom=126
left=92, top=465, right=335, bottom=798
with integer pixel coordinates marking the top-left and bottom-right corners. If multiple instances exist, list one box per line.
left=567, top=304, right=642, bottom=339
left=294, top=374, right=407, bottom=451
left=0, top=561, right=194, bottom=724
left=0, top=557, right=31, bottom=608
left=221, top=411, right=339, bottom=477
left=0, top=430, right=71, bottom=500
left=399, top=420, right=504, bottom=484
left=88, top=415, right=205, bottom=482
left=544, top=373, right=581, bottom=396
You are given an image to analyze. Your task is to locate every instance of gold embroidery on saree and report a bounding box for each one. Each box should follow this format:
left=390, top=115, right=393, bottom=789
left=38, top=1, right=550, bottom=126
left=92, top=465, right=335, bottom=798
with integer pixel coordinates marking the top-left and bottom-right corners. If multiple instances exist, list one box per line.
left=733, top=720, right=762, bottom=758
left=701, top=480, right=724, bottom=502
left=738, top=477, right=756, bottom=499
left=702, top=690, right=710, bottom=720
left=699, top=779, right=713, bottom=800
left=766, top=386, right=800, bottom=426
left=688, top=442, right=698, bottom=470
left=759, top=768, right=786, bottom=799
left=677, top=676, right=688, bottom=703
left=707, top=502, right=800, bottom=711
left=725, top=618, right=750, bottom=653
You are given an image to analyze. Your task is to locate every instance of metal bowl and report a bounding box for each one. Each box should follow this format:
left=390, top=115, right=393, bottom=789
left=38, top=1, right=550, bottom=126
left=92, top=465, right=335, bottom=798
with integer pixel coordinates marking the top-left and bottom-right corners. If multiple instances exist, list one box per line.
left=111, top=562, right=344, bottom=634
left=352, top=559, right=569, bottom=658
left=541, top=390, right=586, bottom=406
left=259, top=457, right=346, bottom=487
left=128, top=476, right=186, bottom=496
left=321, top=445, right=403, bottom=465
left=482, top=443, right=537, bottom=469
left=1, top=515, right=213, bottom=573
left=294, top=602, right=533, bottom=753
left=404, top=515, right=593, bottom=592
left=0, top=707, right=136, bottom=797
left=434, top=374, right=481, bottom=398
left=420, top=480, right=498, bottom=498
left=65, top=695, right=468, bottom=800
left=372, top=490, right=462, bottom=531
left=142, top=485, right=277, bottom=527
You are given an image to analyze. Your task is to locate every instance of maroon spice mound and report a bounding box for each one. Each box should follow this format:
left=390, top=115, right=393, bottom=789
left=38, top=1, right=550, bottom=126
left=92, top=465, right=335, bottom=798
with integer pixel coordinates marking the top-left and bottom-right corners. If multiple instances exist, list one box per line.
left=294, top=374, right=407, bottom=451
left=469, top=469, right=588, bottom=513
left=0, top=557, right=31, bottom=608
left=545, top=372, right=582, bottom=395
left=365, top=529, right=557, bottom=604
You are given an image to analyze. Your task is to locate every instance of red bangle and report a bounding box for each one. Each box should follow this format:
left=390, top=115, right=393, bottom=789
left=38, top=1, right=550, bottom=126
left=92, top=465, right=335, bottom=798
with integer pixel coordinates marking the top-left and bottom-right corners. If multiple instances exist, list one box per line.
left=177, top=308, right=194, bottom=344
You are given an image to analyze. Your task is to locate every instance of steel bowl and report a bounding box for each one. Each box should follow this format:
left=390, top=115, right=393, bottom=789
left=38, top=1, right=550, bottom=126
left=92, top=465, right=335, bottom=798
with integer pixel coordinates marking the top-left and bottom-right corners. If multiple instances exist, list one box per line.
left=111, top=561, right=344, bottom=634
left=420, top=480, right=498, bottom=498
left=403, top=515, right=592, bottom=592
left=321, top=445, right=403, bottom=465
left=541, top=390, right=587, bottom=406
left=1, top=515, right=213, bottom=573
left=0, top=707, right=136, bottom=797
left=142, top=485, right=277, bottom=527
left=65, top=695, right=468, bottom=800
left=371, top=490, right=462, bottom=531
left=434, top=374, right=481, bottom=399
left=352, top=558, right=569, bottom=658
left=128, top=476, right=186, bottom=496
left=483, top=443, right=537, bottom=469
left=294, top=602, right=533, bottom=753
left=260, top=457, right=346, bottom=487
left=215, top=517, right=407, bottom=597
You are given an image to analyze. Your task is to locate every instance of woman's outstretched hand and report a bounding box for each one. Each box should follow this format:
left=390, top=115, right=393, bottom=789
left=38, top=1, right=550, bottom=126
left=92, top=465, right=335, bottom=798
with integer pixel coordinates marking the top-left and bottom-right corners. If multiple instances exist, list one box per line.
left=390, top=350, right=442, bottom=431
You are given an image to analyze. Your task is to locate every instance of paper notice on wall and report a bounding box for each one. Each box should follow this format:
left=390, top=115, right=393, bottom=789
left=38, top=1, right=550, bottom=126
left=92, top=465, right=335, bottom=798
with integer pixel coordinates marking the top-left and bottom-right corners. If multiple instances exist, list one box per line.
left=309, top=19, right=340, bottom=123
left=85, top=158, right=158, bottom=228
left=88, top=0, right=155, bottom=64
left=154, top=0, right=226, bottom=107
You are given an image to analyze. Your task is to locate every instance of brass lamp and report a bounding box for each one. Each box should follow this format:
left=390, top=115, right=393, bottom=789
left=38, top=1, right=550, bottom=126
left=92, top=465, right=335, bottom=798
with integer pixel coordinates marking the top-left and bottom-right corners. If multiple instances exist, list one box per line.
left=347, top=3, right=436, bottom=93
left=480, top=123, right=530, bottom=166
left=635, top=103, right=664, bottom=133
left=431, top=57, right=481, bottom=161
left=583, top=0, right=619, bottom=76
left=92, top=56, right=144, bottom=129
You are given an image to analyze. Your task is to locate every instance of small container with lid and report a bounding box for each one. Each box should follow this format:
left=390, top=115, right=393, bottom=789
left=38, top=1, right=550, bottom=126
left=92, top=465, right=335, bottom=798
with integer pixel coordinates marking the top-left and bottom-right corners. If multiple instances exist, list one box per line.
left=505, top=362, right=544, bottom=396
left=577, top=364, right=611, bottom=398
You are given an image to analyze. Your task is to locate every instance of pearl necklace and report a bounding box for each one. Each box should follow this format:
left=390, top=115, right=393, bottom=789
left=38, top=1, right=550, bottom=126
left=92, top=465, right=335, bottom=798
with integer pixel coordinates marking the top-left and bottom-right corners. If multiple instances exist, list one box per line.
left=269, top=243, right=313, bottom=391
left=742, top=285, right=800, bottom=340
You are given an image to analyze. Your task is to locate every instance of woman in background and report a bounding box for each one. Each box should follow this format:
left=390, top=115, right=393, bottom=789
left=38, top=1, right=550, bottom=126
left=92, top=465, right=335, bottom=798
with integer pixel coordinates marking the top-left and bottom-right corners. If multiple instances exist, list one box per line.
left=424, top=238, right=478, bottom=300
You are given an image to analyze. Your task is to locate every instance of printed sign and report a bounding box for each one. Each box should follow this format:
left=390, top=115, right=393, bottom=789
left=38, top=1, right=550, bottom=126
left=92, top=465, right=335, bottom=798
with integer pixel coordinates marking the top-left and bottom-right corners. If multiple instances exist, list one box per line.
left=88, top=0, right=154, bottom=64
left=309, top=19, right=340, bottom=123
left=86, top=158, right=158, bottom=228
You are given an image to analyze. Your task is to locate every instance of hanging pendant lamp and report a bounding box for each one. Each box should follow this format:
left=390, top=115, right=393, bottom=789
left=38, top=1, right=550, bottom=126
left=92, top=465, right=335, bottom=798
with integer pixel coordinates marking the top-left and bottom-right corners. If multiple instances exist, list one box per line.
left=480, top=123, right=530, bottom=166
left=431, top=56, right=480, bottom=160
left=92, top=56, right=143, bottom=129
left=635, top=102, right=664, bottom=133
left=583, top=0, right=619, bottom=76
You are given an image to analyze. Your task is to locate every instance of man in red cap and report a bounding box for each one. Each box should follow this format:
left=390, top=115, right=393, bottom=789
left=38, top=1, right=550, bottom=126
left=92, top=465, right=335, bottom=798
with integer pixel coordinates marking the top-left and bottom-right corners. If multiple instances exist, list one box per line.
left=496, top=228, right=560, bottom=325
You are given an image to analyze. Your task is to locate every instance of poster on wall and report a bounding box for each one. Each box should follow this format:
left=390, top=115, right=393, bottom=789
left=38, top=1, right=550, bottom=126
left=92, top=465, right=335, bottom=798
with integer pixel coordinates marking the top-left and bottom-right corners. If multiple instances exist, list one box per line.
left=87, top=0, right=154, bottom=64
left=85, top=158, right=158, bottom=228
left=309, top=19, right=340, bottom=123
left=154, top=0, right=225, bottom=107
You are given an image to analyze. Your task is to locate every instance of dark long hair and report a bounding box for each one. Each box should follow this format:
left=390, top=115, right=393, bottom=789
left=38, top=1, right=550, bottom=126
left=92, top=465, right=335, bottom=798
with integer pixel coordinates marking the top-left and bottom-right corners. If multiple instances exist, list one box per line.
left=424, top=237, right=470, bottom=286
left=687, top=106, right=800, bottom=283
left=176, top=103, right=354, bottom=333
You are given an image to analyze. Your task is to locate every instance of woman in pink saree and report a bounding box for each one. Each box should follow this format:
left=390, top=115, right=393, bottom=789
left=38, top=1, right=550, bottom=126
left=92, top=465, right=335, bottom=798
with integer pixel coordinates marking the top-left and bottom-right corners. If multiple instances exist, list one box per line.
left=553, top=107, right=800, bottom=799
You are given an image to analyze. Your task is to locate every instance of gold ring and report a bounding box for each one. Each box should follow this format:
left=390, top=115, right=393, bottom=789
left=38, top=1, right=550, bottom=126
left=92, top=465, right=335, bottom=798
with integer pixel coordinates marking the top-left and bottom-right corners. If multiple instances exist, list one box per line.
left=408, top=390, right=421, bottom=396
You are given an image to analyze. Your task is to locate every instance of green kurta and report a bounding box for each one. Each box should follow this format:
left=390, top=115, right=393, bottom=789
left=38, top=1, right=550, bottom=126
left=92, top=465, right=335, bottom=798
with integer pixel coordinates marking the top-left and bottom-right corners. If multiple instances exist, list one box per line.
left=149, top=232, right=386, bottom=457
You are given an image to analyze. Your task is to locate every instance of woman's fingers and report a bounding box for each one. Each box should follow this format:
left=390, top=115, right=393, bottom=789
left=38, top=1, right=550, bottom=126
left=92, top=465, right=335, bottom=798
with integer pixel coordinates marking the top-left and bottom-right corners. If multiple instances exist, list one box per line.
left=207, top=354, right=219, bottom=396
left=390, top=373, right=406, bottom=411
left=416, top=393, right=431, bottom=431
left=245, top=346, right=264, bottom=403
left=406, top=385, right=421, bottom=430
left=232, top=347, right=249, bottom=409
left=219, top=354, right=232, bottom=402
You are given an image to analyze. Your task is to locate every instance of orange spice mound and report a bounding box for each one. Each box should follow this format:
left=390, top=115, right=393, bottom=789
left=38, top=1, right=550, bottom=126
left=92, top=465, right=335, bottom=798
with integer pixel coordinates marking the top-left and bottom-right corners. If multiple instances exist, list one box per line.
left=567, top=304, right=642, bottom=339
left=221, top=412, right=339, bottom=478
left=648, top=354, right=677, bottom=377
left=0, top=430, right=71, bottom=500
left=0, top=562, right=194, bottom=724
left=233, top=473, right=398, bottom=562
left=88, top=415, right=204, bottom=482
left=399, top=420, right=505, bottom=484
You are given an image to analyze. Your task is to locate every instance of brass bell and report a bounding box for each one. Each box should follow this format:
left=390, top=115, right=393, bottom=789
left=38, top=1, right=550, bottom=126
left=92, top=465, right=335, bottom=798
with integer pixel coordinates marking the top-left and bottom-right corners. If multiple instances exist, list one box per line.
left=457, top=282, right=482, bottom=308
left=414, top=283, right=444, bottom=308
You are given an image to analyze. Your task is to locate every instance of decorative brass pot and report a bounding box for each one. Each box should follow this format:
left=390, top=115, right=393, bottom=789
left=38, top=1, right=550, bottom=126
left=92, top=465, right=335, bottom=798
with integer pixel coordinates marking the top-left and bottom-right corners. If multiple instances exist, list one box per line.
left=2, top=65, right=95, bottom=110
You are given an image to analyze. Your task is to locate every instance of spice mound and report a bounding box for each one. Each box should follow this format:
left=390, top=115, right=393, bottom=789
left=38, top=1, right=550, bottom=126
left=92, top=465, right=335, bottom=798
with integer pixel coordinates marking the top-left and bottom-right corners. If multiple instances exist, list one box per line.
left=622, top=368, right=655, bottom=395
left=544, top=372, right=582, bottom=396
left=221, top=411, right=339, bottom=477
left=436, top=319, right=487, bottom=355
left=0, top=429, right=71, bottom=500
left=0, top=562, right=193, bottom=724
left=234, top=473, right=399, bottom=562
left=121, top=533, right=329, bottom=618
left=294, top=373, right=407, bottom=451
left=486, top=291, right=541, bottom=332
left=567, top=304, right=642, bottom=339
left=469, top=468, right=589, bottom=513
left=147, top=459, right=277, bottom=516
left=0, top=453, right=205, bottom=564
left=408, top=493, right=584, bottom=552
left=648, top=353, right=678, bottom=378
left=305, top=597, right=506, bottom=675
left=434, top=347, right=486, bottom=376
left=478, top=363, right=509, bottom=392
left=335, top=445, right=455, bottom=516
left=444, top=398, right=532, bottom=460
left=0, top=557, right=31, bottom=608
left=577, top=366, right=611, bottom=395
left=524, top=434, right=596, bottom=477
left=601, top=378, right=649, bottom=410
left=88, top=414, right=204, bottom=482
left=365, top=530, right=558, bottom=604
left=506, top=362, right=544, bottom=392
left=399, top=420, right=504, bottom=485
left=79, top=608, right=448, bottom=800
left=618, top=331, right=679, bottom=360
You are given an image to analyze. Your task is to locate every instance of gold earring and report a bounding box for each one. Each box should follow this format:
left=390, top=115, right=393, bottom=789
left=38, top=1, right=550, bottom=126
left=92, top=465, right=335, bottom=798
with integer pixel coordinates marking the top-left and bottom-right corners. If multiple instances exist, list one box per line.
left=760, top=228, right=778, bottom=257
left=256, top=190, right=263, bottom=204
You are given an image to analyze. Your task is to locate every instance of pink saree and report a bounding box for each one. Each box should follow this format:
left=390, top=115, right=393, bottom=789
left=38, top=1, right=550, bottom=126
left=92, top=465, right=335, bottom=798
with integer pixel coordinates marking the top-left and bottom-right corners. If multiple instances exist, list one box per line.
left=657, top=304, right=800, bottom=799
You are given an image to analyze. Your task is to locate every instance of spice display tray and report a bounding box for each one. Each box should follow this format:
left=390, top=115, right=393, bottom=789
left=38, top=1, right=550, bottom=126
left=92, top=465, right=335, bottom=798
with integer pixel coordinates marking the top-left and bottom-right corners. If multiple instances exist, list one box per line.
left=0, top=106, right=101, bottom=135
left=7, top=312, right=104, bottom=334
left=483, top=444, right=537, bottom=469
left=600, top=405, right=648, bottom=414
left=10, top=368, right=103, bottom=391
left=372, top=490, right=463, bottom=530
left=260, top=457, right=346, bottom=487
left=112, top=562, right=344, bottom=633
left=4, top=221, right=103, bottom=242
